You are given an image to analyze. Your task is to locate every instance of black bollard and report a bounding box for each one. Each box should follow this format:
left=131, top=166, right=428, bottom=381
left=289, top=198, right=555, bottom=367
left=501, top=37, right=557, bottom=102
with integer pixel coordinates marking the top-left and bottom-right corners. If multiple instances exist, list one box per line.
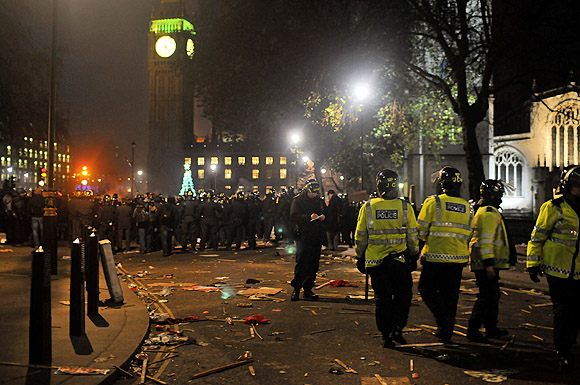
left=29, top=247, right=52, bottom=365
left=43, top=192, right=58, bottom=275
left=70, top=239, right=85, bottom=336
left=86, top=231, right=99, bottom=316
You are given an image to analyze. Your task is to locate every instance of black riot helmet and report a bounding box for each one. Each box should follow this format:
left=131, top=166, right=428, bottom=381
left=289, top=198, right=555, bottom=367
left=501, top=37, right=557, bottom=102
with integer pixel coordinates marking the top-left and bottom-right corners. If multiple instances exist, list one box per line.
left=305, top=179, right=321, bottom=194
left=236, top=191, right=245, bottom=200
left=376, top=169, right=399, bottom=199
left=437, top=166, right=463, bottom=196
left=480, top=179, right=505, bottom=207
left=560, top=165, right=580, bottom=194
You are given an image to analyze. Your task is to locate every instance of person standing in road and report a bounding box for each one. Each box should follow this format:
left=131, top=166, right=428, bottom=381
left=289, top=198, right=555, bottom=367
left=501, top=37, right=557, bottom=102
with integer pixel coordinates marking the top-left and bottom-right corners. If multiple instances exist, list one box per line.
left=290, top=179, right=326, bottom=301
left=467, top=180, right=512, bottom=343
left=417, top=167, right=473, bottom=346
left=355, top=170, right=420, bottom=348
left=527, top=165, right=580, bottom=371
left=116, top=199, right=133, bottom=252
left=325, top=190, right=341, bottom=251
left=28, top=188, right=44, bottom=250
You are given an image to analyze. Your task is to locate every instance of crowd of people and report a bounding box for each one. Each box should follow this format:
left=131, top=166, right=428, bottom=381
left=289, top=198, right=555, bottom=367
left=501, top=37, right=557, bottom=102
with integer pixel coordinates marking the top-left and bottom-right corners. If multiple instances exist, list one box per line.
left=0, top=186, right=360, bottom=256
left=4, top=165, right=580, bottom=372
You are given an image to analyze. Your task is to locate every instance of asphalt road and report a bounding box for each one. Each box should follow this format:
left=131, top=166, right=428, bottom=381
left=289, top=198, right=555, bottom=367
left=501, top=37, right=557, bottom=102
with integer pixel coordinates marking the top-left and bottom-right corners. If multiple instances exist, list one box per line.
left=112, top=242, right=578, bottom=385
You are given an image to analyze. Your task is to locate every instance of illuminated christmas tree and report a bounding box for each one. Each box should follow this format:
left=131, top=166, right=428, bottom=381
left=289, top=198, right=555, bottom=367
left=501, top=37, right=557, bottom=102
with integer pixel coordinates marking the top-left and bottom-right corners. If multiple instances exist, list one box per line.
left=179, top=158, right=196, bottom=196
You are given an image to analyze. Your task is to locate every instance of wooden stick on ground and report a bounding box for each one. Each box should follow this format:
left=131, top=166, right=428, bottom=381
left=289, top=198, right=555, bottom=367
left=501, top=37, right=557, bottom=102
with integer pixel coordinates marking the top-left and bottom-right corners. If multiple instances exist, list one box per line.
left=398, top=342, right=444, bottom=348
left=334, top=358, right=357, bottom=374
left=374, top=373, right=389, bottom=385
left=191, top=359, right=254, bottom=380
left=139, top=357, right=148, bottom=384
left=310, top=328, right=335, bottom=335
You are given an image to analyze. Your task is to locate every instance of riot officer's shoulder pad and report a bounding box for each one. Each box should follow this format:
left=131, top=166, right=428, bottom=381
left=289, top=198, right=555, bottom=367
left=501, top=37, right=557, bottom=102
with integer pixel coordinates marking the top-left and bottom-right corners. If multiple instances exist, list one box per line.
left=486, top=206, right=494, bottom=212
left=551, top=196, right=564, bottom=207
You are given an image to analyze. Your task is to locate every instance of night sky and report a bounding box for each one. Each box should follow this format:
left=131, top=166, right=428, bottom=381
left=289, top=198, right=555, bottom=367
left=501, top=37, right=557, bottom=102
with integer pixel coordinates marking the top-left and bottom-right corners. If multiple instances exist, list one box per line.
left=11, top=0, right=195, bottom=175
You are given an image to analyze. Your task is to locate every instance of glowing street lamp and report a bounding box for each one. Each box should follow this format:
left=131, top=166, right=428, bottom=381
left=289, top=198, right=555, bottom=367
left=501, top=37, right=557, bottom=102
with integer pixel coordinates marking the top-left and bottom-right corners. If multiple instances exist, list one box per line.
left=289, top=131, right=302, bottom=187
left=351, top=80, right=372, bottom=191
left=210, top=164, right=217, bottom=190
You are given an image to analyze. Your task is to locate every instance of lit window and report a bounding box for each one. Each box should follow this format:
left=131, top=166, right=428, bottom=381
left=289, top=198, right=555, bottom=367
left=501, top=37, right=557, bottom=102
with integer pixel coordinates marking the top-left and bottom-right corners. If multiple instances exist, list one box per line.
left=280, top=168, right=287, bottom=179
left=197, top=157, right=205, bottom=166
left=211, top=156, right=218, bottom=165
left=7, top=157, right=11, bottom=166
left=24, top=137, right=28, bottom=141
left=198, top=169, right=205, bottom=179
left=253, top=186, right=259, bottom=191
left=252, top=169, right=259, bottom=179
left=24, top=160, right=27, bottom=168
left=44, top=151, right=48, bottom=159
left=280, top=156, right=287, bottom=165
left=224, top=157, right=232, bottom=165
left=6, top=146, right=11, bottom=155
left=225, top=169, right=232, bottom=179
left=18, top=159, right=23, bottom=168
left=0, top=157, right=3, bottom=166
left=495, top=149, right=523, bottom=197
left=252, top=157, right=259, bottom=165
left=66, top=165, right=70, bottom=172
left=266, top=156, right=273, bottom=165
left=225, top=185, right=232, bottom=190
left=238, top=157, right=246, bottom=165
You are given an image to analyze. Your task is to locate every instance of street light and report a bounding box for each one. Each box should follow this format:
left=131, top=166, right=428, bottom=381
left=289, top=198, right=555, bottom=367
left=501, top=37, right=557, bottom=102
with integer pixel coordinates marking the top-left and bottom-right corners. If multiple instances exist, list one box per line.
left=352, top=81, right=371, bottom=191
left=131, top=142, right=136, bottom=199
left=210, top=164, right=217, bottom=191
left=289, top=131, right=301, bottom=187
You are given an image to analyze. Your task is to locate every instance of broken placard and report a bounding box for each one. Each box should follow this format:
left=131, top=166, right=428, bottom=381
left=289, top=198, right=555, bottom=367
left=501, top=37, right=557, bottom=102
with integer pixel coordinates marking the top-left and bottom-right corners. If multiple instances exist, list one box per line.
left=238, top=287, right=282, bottom=296
left=464, top=369, right=519, bottom=383
left=56, top=367, right=111, bottom=375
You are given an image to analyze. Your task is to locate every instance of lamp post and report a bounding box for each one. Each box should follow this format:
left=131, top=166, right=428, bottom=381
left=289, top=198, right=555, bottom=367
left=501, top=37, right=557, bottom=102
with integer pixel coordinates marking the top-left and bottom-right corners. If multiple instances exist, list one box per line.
left=289, top=131, right=301, bottom=188
left=210, top=164, right=217, bottom=190
left=353, top=81, right=371, bottom=191
left=47, top=0, right=58, bottom=189
left=137, top=170, right=143, bottom=195
left=130, top=142, right=136, bottom=199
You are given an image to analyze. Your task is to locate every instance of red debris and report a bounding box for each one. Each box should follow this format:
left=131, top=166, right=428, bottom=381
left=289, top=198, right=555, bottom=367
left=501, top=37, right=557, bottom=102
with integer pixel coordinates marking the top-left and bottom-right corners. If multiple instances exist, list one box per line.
left=328, top=280, right=358, bottom=287
left=243, top=314, right=271, bottom=325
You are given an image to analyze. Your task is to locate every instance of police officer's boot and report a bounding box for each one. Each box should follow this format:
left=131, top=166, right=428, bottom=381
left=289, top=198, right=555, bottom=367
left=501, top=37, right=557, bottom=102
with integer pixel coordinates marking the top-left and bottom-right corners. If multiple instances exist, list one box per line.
left=302, top=288, right=319, bottom=300
left=389, top=326, right=407, bottom=345
left=291, top=288, right=300, bottom=301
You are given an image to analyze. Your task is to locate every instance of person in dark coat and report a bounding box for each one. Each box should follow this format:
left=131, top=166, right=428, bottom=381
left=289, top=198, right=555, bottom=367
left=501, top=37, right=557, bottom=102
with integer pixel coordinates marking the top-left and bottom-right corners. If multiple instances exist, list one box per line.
left=290, top=179, right=327, bottom=301
left=180, top=192, right=199, bottom=252
left=246, top=192, right=261, bottom=249
left=199, top=191, right=221, bottom=251
left=116, top=199, right=133, bottom=252
left=28, top=188, right=44, bottom=249
left=325, top=190, right=341, bottom=251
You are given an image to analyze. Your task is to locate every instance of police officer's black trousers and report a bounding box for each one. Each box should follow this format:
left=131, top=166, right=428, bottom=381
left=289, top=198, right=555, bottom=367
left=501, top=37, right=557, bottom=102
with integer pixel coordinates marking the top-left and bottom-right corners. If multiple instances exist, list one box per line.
left=547, top=275, right=580, bottom=354
left=418, top=261, right=464, bottom=341
left=291, top=238, right=321, bottom=290
left=469, top=269, right=501, bottom=331
left=368, top=257, right=413, bottom=338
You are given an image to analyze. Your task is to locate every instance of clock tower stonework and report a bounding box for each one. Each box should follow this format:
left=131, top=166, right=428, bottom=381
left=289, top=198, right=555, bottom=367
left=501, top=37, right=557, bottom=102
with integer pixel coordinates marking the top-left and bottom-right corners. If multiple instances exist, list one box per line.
left=148, top=0, right=195, bottom=194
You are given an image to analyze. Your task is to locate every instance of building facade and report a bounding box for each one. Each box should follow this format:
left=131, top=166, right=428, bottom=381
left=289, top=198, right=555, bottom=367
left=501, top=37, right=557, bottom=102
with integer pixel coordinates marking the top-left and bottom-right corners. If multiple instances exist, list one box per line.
left=0, top=135, right=71, bottom=192
left=188, top=141, right=297, bottom=195
left=490, top=83, right=580, bottom=217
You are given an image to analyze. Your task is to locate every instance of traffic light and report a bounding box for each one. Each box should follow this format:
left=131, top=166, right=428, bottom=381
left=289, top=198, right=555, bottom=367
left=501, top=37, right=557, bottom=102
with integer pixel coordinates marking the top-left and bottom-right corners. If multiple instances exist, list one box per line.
left=38, top=167, right=47, bottom=187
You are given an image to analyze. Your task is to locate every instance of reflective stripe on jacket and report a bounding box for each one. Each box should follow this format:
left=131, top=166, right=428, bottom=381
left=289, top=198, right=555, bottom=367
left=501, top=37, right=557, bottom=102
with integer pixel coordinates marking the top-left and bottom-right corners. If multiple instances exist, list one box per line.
left=417, top=194, right=472, bottom=263
left=469, top=206, right=510, bottom=270
left=355, top=197, right=419, bottom=267
left=526, top=197, right=580, bottom=279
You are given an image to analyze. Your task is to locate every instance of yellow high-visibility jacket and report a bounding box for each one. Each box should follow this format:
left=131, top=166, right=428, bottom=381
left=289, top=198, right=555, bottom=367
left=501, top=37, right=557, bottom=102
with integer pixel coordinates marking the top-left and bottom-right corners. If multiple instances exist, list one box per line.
left=469, top=206, right=510, bottom=271
left=417, top=194, right=472, bottom=263
left=527, top=197, right=580, bottom=279
left=355, top=197, right=419, bottom=268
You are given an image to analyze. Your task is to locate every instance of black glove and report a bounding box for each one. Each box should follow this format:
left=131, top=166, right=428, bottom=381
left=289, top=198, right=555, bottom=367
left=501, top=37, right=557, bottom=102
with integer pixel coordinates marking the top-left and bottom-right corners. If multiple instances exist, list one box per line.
left=407, top=253, right=420, bottom=272
left=528, top=265, right=544, bottom=283
left=356, top=258, right=366, bottom=274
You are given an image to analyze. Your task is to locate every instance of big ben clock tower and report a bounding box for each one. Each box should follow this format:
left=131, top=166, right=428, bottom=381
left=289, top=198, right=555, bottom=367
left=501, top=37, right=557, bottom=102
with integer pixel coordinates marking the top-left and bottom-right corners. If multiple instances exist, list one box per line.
left=148, top=0, right=195, bottom=194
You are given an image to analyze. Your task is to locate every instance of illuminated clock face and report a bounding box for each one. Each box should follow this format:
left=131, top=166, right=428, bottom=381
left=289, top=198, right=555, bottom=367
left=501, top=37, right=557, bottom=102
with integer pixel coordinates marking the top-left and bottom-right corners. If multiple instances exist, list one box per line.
left=186, top=39, right=195, bottom=58
left=155, top=36, right=176, bottom=58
